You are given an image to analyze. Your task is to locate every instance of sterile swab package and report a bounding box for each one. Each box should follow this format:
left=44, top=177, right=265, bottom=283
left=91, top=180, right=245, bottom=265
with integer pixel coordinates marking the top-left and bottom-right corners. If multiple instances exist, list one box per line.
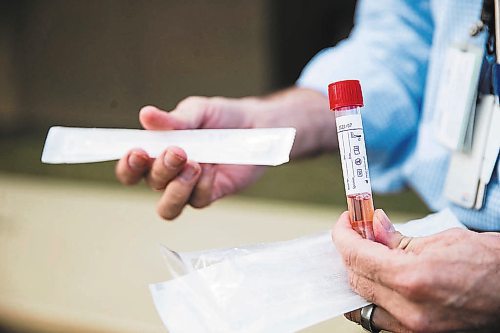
left=41, top=126, right=296, bottom=166
left=150, top=209, right=465, bottom=333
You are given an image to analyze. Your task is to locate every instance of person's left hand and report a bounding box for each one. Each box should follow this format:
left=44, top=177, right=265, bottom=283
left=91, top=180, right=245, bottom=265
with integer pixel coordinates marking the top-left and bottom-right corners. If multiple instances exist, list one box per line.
left=332, top=209, right=500, bottom=332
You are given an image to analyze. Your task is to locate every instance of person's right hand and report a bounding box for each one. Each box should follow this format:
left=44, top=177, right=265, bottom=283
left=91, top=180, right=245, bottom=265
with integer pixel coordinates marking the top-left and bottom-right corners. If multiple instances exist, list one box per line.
left=334, top=210, right=500, bottom=332
left=115, top=96, right=267, bottom=220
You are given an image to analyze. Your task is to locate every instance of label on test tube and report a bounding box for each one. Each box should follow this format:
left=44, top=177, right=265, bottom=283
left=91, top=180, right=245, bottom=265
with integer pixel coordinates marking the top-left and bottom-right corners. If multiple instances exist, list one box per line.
left=336, top=114, right=372, bottom=196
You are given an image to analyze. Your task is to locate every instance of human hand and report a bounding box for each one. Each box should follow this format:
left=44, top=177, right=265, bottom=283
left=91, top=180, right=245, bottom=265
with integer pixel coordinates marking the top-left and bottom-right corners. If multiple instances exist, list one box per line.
left=332, top=209, right=500, bottom=332
left=115, top=88, right=332, bottom=220
left=115, top=96, right=266, bottom=220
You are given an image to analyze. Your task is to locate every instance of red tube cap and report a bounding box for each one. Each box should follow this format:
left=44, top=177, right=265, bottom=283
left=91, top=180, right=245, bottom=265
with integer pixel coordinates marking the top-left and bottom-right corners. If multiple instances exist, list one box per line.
left=328, top=80, right=364, bottom=111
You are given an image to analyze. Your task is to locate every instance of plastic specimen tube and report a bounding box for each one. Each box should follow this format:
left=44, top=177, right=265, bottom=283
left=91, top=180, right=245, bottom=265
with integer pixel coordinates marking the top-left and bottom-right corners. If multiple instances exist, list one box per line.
left=328, top=80, right=375, bottom=240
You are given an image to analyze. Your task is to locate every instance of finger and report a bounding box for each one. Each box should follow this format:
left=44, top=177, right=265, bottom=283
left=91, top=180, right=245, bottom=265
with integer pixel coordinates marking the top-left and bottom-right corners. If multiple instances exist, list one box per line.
left=373, top=209, right=415, bottom=250
left=347, top=271, right=439, bottom=331
left=189, top=164, right=216, bottom=208
left=332, top=212, right=402, bottom=282
left=345, top=306, right=411, bottom=333
left=140, top=98, right=208, bottom=131
left=139, top=105, right=191, bottom=130
left=115, top=149, right=152, bottom=185
left=173, top=96, right=249, bottom=129
left=145, top=147, right=187, bottom=190
left=156, top=162, right=202, bottom=220
left=348, top=269, right=409, bottom=310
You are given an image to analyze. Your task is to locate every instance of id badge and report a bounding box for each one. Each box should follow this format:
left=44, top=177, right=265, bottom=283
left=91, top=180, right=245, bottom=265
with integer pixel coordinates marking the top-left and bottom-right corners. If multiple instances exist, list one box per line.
left=476, top=102, right=500, bottom=209
left=434, top=43, right=484, bottom=152
left=444, top=95, right=496, bottom=209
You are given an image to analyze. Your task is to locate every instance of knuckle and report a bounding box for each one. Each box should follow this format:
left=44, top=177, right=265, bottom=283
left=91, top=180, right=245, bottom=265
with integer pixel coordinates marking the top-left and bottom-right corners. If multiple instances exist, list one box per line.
left=177, top=96, right=207, bottom=109
left=347, top=273, right=377, bottom=302
left=347, top=272, right=358, bottom=291
left=391, top=271, right=406, bottom=291
left=189, top=184, right=213, bottom=209
left=344, top=248, right=358, bottom=268
left=348, top=274, right=376, bottom=303
left=447, top=228, right=471, bottom=242
left=146, top=177, right=165, bottom=191
left=393, top=270, right=430, bottom=301
left=167, top=192, right=188, bottom=209
left=150, top=162, right=168, bottom=179
left=190, top=198, right=210, bottom=209
left=448, top=228, right=467, bottom=237
left=392, top=270, right=413, bottom=295
left=148, top=169, right=174, bottom=190
left=403, top=309, right=430, bottom=333
left=209, top=96, right=226, bottom=105
left=365, top=289, right=376, bottom=304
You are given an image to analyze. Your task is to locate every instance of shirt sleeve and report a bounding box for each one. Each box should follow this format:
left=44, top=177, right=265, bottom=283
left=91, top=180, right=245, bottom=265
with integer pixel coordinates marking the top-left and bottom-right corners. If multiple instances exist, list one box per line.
left=297, top=0, right=433, bottom=193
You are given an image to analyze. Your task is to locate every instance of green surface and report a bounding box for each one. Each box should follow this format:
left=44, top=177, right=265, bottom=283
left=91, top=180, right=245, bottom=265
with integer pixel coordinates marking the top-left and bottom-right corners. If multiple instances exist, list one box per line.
left=0, top=132, right=430, bottom=214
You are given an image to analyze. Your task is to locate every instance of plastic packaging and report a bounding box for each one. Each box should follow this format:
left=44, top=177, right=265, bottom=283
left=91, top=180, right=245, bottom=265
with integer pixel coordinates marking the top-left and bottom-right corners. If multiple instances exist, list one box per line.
left=150, top=209, right=465, bottom=333
left=41, top=126, right=296, bottom=166
left=328, top=80, right=375, bottom=240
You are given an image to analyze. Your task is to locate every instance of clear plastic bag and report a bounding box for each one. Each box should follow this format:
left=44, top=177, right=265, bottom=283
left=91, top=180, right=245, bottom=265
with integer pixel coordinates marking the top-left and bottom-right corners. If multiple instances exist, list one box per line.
left=150, top=209, right=465, bottom=333
left=152, top=232, right=366, bottom=333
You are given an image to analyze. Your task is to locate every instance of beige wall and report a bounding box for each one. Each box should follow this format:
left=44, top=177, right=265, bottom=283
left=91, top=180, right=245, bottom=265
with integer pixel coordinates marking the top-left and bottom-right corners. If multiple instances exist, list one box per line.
left=2, top=0, right=269, bottom=131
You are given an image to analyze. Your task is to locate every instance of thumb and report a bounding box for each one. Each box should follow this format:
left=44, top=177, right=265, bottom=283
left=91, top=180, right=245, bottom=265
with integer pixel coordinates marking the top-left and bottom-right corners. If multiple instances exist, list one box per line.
left=139, top=101, right=206, bottom=130
left=373, top=209, right=414, bottom=250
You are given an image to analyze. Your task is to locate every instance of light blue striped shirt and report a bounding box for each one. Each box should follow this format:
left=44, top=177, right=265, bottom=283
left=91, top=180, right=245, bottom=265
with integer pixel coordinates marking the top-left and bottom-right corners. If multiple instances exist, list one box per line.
left=298, top=0, right=499, bottom=230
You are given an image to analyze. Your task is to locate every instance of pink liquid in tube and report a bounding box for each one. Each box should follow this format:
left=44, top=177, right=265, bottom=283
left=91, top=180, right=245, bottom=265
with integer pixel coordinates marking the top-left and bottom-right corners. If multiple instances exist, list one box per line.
left=328, top=80, right=375, bottom=240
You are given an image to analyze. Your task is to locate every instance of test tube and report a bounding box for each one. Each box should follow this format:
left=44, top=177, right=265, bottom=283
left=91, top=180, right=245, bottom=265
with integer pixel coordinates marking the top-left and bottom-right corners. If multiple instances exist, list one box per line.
left=328, top=80, right=375, bottom=240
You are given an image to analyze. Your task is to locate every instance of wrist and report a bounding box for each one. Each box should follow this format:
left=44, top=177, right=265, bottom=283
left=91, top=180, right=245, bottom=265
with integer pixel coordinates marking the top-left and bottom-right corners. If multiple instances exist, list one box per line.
left=248, top=87, right=337, bottom=158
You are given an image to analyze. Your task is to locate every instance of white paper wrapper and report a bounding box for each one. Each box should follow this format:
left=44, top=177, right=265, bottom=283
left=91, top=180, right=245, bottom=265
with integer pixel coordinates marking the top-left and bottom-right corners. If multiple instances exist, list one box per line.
left=41, top=126, right=296, bottom=166
left=150, top=209, right=465, bottom=333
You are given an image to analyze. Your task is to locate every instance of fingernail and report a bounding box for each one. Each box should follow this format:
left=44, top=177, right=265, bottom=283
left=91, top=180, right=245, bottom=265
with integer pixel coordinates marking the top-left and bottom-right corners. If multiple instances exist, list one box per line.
left=129, top=152, right=147, bottom=170
left=179, top=164, right=200, bottom=182
left=375, top=209, right=395, bottom=232
left=163, top=149, right=185, bottom=169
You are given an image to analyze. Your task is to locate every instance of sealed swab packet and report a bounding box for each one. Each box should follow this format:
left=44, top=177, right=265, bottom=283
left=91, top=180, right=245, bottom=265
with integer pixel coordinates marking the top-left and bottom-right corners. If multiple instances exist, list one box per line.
left=150, top=209, right=465, bottom=333
left=41, top=126, right=296, bottom=166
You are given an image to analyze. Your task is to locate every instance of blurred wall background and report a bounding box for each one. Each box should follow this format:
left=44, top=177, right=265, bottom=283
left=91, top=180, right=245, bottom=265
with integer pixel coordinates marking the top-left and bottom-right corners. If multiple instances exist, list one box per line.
left=0, top=0, right=428, bottom=213
left=1, top=0, right=355, bottom=130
